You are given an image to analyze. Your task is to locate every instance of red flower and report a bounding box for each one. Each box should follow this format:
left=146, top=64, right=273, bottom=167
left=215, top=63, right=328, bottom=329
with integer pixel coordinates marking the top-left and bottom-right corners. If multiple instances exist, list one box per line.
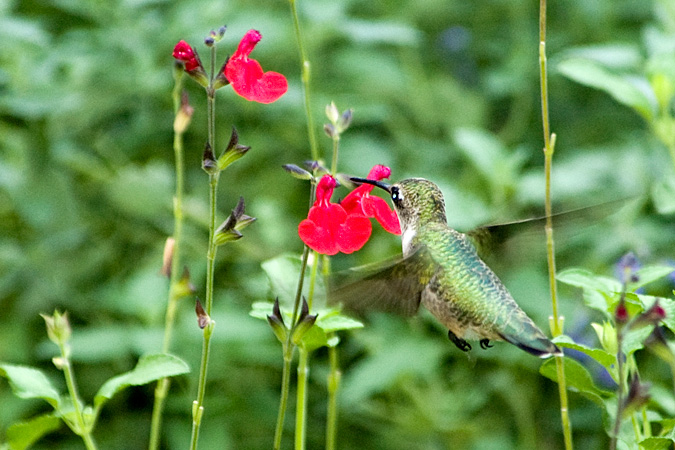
left=225, top=30, right=288, bottom=104
left=298, top=175, right=372, bottom=255
left=341, top=165, right=401, bottom=235
left=173, top=40, right=201, bottom=72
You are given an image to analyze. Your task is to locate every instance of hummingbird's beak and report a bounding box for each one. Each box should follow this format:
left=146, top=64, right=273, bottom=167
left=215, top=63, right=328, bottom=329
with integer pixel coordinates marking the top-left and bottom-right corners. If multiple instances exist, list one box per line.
left=350, top=177, right=391, bottom=193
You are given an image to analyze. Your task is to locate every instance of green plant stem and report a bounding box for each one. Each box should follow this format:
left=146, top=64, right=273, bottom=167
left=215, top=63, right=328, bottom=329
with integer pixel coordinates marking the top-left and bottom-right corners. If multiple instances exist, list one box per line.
left=289, top=0, right=319, bottom=161
left=330, top=133, right=339, bottom=175
left=274, top=245, right=310, bottom=449
left=274, top=351, right=293, bottom=450
left=325, top=341, right=340, bottom=450
left=539, top=1, right=573, bottom=449
left=190, top=45, right=220, bottom=449
left=295, top=347, right=310, bottom=450
left=149, top=78, right=187, bottom=450
left=59, top=343, right=98, bottom=450
left=610, top=329, right=626, bottom=450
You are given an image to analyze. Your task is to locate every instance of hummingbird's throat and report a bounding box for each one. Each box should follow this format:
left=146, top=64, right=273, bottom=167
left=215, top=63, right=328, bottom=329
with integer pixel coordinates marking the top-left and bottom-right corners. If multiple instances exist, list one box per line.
left=401, top=226, right=417, bottom=255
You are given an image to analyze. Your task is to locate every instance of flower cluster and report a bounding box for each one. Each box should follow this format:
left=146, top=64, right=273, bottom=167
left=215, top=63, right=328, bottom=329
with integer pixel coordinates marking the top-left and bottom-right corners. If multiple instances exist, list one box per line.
left=298, top=165, right=400, bottom=255
left=172, top=29, right=287, bottom=104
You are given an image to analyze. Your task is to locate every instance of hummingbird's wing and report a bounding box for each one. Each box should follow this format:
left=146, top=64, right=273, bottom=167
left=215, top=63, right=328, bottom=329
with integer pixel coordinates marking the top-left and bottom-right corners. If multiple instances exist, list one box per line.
left=328, top=248, right=430, bottom=317
left=466, top=198, right=632, bottom=260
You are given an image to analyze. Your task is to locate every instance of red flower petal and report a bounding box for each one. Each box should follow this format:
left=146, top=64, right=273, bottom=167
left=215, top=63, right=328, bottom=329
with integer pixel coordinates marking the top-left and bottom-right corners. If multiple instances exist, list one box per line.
left=225, top=30, right=288, bottom=104
left=298, top=174, right=373, bottom=254
left=366, top=164, right=391, bottom=182
left=362, top=196, right=401, bottom=235
left=338, top=215, right=372, bottom=253
left=173, top=40, right=200, bottom=72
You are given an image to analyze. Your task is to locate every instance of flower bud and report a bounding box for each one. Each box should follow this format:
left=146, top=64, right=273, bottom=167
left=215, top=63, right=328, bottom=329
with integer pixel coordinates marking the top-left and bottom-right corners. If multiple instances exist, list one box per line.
left=195, top=299, right=211, bottom=329
left=291, top=298, right=318, bottom=345
left=325, top=102, right=340, bottom=124
left=215, top=197, right=256, bottom=245
left=621, top=374, right=650, bottom=418
left=173, top=92, right=194, bottom=134
left=591, top=321, right=618, bottom=355
left=161, top=237, right=175, bottom=278
left=283, top=164, right=313, bottom=181
left=41, top=311, right=72, bottom=346
left=267, top=298, right=288, bottom=343
left=202, top=143, right=218, bottom=174
left=614, top=295, right=629, bottom=325
left=616, top=252, right=640, bottom=284
left=172, top=41, right=209, bottom=87
left=217, top=127, right=251, bottom=171
left=633, top=300, right=666, bottom=329
left=337, top=108, right=353, bottom=133
left=324, top=123, right=337, bottom=139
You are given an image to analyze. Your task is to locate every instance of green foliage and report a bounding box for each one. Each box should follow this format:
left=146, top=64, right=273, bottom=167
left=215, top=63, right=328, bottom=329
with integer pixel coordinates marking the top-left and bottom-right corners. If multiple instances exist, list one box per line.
left=94, top=354, right=189, bottom=409
left=1, top=0, right=675, bottom=449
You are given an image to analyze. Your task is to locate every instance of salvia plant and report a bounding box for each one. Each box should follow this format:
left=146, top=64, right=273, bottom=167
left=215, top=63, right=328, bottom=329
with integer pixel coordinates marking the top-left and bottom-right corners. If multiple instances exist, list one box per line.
left=2, top=1, right=675, bottom=450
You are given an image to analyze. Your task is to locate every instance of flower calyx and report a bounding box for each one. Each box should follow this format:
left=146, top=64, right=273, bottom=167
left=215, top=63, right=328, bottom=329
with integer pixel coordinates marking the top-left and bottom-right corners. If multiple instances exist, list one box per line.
left=215, top=197, right=256, bottom=246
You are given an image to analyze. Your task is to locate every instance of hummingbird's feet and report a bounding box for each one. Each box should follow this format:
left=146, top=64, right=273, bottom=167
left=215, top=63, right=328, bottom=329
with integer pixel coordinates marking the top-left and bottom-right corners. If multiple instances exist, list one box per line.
left=480, top=339, right=493, bottom=350
left=448, top=330, right=472, bottom=352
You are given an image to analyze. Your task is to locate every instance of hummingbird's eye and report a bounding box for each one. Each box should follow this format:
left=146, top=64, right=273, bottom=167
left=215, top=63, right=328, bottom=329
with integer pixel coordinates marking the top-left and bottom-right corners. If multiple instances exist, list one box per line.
left=390, top=187, right=402, bottom=207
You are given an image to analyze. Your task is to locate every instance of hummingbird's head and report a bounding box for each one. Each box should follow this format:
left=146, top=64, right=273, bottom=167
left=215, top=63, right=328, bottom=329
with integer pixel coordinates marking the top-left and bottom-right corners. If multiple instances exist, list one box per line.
left=350, top=177, right=447, bottom=232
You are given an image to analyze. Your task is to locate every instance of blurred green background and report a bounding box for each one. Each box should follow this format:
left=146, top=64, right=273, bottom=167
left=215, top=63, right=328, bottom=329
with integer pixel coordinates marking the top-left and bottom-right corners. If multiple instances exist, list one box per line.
left=2, top=0, right=675, bottom=448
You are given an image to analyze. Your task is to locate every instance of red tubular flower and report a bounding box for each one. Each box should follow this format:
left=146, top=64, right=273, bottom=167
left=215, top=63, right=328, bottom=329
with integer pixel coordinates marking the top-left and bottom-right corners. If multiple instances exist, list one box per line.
left=173, top=40, right=201, bottom=72
left=341, top=165, right=401, bottom=235
left=225, top=30, right=288, bottom=104
left=298, top=175, right=372, bottom=255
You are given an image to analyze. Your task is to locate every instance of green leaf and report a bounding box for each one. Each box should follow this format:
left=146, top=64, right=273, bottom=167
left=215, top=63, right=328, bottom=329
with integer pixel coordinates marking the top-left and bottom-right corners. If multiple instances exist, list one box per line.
left=639, top=434, right=675, bottom=450
left=94, top=353, right=189, bottom=409
left=552, top=335, right=616, bottom=369
left=652, top=176, right=675, bottom=214
left=0, top=364, right=61, bottom=408
left=557, top=58, right=655, bottom=121
left=316, top=311, right=364, bottom=333
left=557, top=268, right=621, bottom=293
left=261, top=254, right=327, bottom=309
left=539, top=357, right=612, bottom=406
left=629, top=265, right=675, bottom=291
left=6, top=414, right=61, bottom=450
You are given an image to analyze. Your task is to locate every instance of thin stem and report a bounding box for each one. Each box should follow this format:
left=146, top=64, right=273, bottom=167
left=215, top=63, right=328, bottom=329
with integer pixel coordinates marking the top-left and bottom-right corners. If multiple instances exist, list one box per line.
left=289, top=0, right=319, bottom=161
left=330, top=133, right=339, bottom=175
left=190, top=43, right=220, bottom=449
left=325, top=341, right=341, bottom=450
left=149, top=78, right=187, bottom=450
left=295, top=347, right=310, bottom=450
left=274, top=352, right=293, bottom=450
left=59, top=343, right=98, bottom=450
left=539, top=1, right=573, bottom=449
left=189, top=322, right=214, bottom=450
left=610, top=329, right=625, bottom=450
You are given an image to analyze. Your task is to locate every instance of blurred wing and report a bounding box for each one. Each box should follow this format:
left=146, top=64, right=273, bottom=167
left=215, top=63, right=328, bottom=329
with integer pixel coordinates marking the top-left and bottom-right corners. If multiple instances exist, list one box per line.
left=466, top=198, right=633, bottom=260
left=329, top=249, right=429, bottom=317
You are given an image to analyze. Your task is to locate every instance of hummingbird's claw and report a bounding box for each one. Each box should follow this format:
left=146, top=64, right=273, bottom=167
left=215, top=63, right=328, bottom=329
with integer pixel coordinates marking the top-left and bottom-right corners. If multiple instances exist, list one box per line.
left=448, top=330, right=472, bottom=352
left=479, top=339, right=493, bottom=349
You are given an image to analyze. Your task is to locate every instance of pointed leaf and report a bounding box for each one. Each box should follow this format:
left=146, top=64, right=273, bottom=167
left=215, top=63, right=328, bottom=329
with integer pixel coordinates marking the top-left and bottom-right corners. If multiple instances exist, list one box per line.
left=6, top=414, right=61, bottom=450
left=539, top=357, right=612, bottom=406
left=0, top=364, right=60, bottom=408
left=557, top=268, right=622, bottom=293
left=316, top=311, right=364, bottom=333
left=629, top=265, right=675, bottom=291
left=552, top=335, right=616, bottom=369
left=557, top=57, right=655, bottom=121
left=94, top=353, right=189, bottom=409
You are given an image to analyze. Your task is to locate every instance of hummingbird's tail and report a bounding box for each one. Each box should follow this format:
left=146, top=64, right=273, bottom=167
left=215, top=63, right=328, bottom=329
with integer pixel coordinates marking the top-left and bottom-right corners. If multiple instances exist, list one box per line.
left=498, top=333, right=563, bottom=358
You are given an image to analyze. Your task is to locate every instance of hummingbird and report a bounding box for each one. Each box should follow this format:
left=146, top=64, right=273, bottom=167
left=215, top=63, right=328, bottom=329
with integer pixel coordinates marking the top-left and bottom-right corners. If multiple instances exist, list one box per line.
left=331, top=177, right=562, bottom=358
